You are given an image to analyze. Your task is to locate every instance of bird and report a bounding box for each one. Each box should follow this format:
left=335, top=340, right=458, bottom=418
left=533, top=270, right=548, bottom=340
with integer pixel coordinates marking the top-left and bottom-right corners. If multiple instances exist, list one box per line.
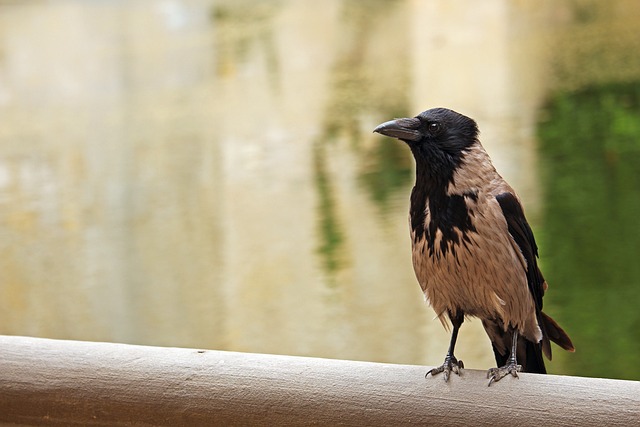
left=373, top=108, right=574, bottom=385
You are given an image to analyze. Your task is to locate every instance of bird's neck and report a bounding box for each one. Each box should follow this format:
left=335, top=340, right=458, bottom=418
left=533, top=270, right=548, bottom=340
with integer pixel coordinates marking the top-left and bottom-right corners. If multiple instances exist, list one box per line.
left=409, top=148, right=478, bottom=253
left=411, top=148, right=455, bottom=196
left=409, top=153, right=453, bottom=244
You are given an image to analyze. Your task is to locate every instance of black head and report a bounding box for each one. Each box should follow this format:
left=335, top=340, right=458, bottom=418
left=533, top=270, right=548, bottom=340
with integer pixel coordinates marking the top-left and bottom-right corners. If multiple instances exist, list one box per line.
left=374, top=108, right=481, bottom=250
left=373, top=108, right=479, bottom=157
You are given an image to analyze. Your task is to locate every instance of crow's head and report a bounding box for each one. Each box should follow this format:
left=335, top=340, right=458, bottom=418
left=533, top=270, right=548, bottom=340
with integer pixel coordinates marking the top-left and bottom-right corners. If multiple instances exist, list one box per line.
left=373, top=108, right=478, bottom=163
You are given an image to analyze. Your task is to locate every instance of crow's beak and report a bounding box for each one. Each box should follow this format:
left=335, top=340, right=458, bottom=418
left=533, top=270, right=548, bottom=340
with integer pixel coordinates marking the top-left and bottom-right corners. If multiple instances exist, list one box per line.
left=373, top=117, right=421, bottom=142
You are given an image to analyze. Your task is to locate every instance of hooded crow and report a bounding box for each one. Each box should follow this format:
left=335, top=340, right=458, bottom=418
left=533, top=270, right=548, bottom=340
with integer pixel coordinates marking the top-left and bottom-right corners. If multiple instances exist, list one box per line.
left=374, top=108, right=574, bottom=385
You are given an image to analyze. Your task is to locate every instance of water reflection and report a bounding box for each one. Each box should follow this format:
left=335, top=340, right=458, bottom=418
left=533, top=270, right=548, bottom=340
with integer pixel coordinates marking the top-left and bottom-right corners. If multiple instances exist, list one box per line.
left=313, top=0, right=412, bottom=277
left=539, top=83, right=640, bottom=380
left=0, top=0, right=639, bottom=379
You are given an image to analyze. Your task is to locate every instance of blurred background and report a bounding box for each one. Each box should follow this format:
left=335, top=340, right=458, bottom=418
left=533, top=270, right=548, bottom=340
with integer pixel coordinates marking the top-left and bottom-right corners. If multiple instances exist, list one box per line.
left=0, top=0, right=639, bottom=380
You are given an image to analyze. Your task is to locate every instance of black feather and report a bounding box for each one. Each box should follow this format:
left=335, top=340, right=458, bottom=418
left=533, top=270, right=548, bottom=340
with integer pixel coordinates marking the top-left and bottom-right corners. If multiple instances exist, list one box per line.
left=407, top=109, right=480, bottom=256
left=522, top=338, right=547, bottom=374
left=490, top=331, right=546, bottom=374
left=495, top=192, right=544, bottom=311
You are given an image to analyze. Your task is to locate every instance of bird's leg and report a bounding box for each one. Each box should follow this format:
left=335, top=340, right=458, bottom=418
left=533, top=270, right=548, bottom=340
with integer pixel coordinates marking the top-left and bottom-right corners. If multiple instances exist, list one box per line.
left=427, top=312, right=464, bottom=382
left=487, top=330, right=523, bottom=386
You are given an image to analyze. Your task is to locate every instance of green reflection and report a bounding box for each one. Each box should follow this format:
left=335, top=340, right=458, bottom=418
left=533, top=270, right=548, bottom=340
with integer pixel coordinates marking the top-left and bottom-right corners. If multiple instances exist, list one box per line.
left=313, top=0, right=413, bottom=279
left=210, top=0, right=281, bottom=86
left=538, top=82, right=640, bottom=380
left=313, top=142, right=347, bottom=279
left=357, top=138, right=412, bottom=216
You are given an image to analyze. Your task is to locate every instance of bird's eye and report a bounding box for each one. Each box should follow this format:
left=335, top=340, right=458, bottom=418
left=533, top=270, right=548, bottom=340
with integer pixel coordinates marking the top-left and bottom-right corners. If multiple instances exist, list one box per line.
left=428, top=122, right=441, bottom=134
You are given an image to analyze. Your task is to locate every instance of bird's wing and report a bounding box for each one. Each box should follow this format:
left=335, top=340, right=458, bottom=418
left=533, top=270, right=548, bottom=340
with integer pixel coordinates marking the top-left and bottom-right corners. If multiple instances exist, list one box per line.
left=495, top=192, right=575, bottom=359
left=495, top=192, right=544, bottom=311
left=495, top=191, right=554, bottom=360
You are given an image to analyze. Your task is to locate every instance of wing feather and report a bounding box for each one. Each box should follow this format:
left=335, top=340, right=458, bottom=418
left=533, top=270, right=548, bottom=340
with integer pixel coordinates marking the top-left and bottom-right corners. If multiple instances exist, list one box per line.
left=495, top=192, right=544, bottom=310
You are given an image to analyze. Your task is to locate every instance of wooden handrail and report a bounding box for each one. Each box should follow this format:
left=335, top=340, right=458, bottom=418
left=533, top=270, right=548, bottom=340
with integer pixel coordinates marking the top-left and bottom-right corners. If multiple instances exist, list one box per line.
left=0, top=335, right=638, bottom=426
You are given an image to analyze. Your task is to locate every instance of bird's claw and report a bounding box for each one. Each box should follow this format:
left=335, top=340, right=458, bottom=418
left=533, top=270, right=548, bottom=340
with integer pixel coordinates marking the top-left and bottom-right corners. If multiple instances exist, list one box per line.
left=426, top=356, right=464, bottom=382
left=486, top=362, right=522, bottom=386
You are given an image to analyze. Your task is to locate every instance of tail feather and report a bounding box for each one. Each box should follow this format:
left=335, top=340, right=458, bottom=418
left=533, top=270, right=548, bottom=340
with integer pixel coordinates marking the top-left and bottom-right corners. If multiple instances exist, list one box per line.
left=487, top=313, right=573, bottom=375
left=540, top=311, right=575, bottom=353
left=522, top=338, right=546, bottom=374
left=491, top=343, right=508, bottom=368
left=520, top=312, right=574, bottom=374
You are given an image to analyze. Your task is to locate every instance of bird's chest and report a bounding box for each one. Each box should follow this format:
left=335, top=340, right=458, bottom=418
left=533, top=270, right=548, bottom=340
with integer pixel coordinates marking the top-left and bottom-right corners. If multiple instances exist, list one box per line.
left=410, top=191, right=478, bottom=258
left=409, top=193, right=525, bottom=319
left=410, top=210, right=478, bottom=293
left=409, top=192, right=494, bottom=315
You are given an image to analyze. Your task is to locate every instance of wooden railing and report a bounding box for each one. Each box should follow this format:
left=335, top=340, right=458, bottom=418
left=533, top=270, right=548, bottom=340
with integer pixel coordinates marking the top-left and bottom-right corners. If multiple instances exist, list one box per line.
left=0, top=335, right=638, bottom=426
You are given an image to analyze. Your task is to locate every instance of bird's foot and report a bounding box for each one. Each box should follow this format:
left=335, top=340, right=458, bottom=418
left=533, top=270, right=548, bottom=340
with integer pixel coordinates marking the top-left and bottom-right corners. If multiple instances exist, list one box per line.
left=486, top=361, right=522, bottom=386
left=426, top=355, right=464, bottom=382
